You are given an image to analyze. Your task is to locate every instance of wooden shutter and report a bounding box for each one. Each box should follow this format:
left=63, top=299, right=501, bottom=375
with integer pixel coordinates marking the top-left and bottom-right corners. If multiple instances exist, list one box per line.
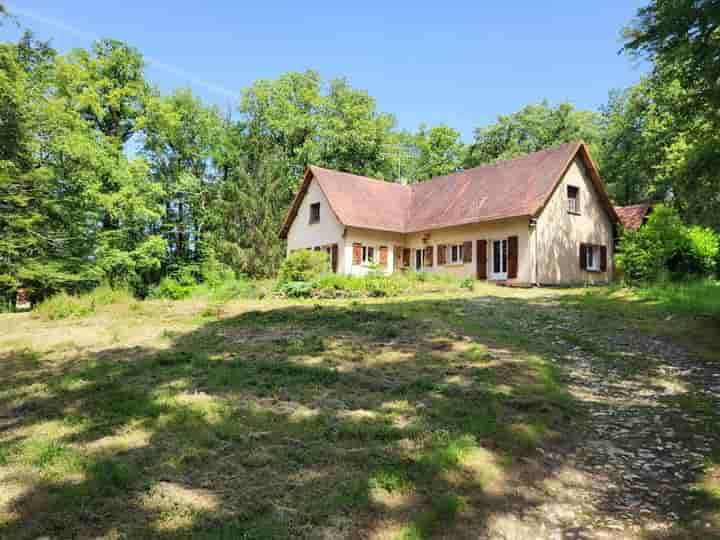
left=424, top=246, right=434, bottom=267
left=437, top=245, right=446, bottom=265
left=600, top=245, right=607, bottom=272
left=331, top=244, right=338, bottom=273
left=403, top=248, right=411, bottom=267
left=379, top=246, right=388, bottom=266
left=352, top=243, right=362, bottom=265
left=579, top=243, right=587, bottom=270
left=507, top=236, right=518, bottom=279
left=462, top=241, right=472, bottom=263
left=476, top=240, right=487, bottom=279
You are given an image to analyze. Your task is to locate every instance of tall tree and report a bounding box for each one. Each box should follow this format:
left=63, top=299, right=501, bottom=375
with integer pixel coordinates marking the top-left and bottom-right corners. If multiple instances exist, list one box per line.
left=624, top=0, right=720, bottom=117
left=411, top=124, right=464, bottom=181
left=239, top=70, right=396, bottom=188
left=54, top=39, right=149, bottom=144
left=599, top=66, right=720, bottom=228
left=464, top=101, right=603, bottom=167
left=142, top=88, right=223, bottom=265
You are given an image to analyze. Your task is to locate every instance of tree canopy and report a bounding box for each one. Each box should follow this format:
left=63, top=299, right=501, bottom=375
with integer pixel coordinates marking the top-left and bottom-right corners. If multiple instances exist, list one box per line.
left=1, top=0, right=719, bottom=303
left=464, top=101, right=603, bottom=168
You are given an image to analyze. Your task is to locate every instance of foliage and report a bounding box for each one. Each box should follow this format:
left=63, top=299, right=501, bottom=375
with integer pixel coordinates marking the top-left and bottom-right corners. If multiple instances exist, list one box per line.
left=149, top=267, right=198, bottom=300
left=277, top=250, right=330, bottom=285
left=599, top=67, right=720, bottom=226
left=3, top=5, right=720, bottom=310
left=279, top=281, right=314, bottom=298
left=623, top=0, right=720, bottom=119
left=239, top=70, right=397, bottom=189
left=464, top=101, right=603, bottom=168
left=617, top=205, right=720, bottom=282
left=277, top=270, right=470, bottom=299
left=686, top=226, right=720, bottom=277
left=633, top=280, right=720, bottom=321
left=400, top=124, right=465, bottom=182
left=34, top=285, right=134, bottom=320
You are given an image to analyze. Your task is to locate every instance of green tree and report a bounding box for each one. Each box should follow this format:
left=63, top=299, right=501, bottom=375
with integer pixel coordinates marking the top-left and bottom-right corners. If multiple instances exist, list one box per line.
left=239, top=70, right=396, bottom=188
left=464, top=101, right=603, bottom=167
left=411, top=124, right=464, bottom=181
left=624, top=0, right=720, bottom=116
left=54, top=39, right=149, bottom=144
left=599, top=66, right=720, bottom=227
left=142, top=88, right=223, bottom=265
left=211, top=157, right=291, bottom=277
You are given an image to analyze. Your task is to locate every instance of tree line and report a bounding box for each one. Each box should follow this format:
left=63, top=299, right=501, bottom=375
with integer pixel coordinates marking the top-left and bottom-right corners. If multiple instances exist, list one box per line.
left=1, top=0, right=717, bottom=302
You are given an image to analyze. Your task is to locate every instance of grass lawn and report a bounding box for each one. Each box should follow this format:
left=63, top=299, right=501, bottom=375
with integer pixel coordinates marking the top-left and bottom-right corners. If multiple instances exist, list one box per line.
left=0, top=282, right=718, bottom=539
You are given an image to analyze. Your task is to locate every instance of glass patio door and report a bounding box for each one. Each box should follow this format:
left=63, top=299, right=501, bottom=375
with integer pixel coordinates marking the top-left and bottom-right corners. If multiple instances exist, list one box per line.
left=491, top=239, right=507, bottom=279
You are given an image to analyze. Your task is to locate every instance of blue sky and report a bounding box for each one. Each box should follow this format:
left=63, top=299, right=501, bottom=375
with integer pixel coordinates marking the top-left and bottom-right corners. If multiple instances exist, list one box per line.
left=2, top=1, right=648, bottom=141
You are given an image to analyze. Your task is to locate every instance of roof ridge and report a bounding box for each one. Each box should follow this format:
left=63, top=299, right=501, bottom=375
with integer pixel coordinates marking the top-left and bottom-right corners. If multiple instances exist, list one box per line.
left=310, top=165, right=410, bottom=189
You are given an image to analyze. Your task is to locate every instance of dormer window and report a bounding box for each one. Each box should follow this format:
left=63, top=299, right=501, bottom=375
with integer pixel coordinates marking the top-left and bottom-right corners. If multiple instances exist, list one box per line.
left=309, top=202, right=320, bottom=224
left=567, top=185, right=580, bottom=214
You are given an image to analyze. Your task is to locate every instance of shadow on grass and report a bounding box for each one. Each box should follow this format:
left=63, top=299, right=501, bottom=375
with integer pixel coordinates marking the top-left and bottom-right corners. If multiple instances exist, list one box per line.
left=0, top=294, right=717, bottom=538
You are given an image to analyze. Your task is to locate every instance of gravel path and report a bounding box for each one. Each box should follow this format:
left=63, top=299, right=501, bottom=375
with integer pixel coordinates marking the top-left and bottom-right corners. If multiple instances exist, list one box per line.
left=471, top=301, right=720, bottom=540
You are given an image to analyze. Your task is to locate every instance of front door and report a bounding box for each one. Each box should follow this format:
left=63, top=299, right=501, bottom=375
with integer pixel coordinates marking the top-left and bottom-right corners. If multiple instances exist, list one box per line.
left=491, top=239, right=508, bottom=280
left=415, top=249, right=423, bottom=271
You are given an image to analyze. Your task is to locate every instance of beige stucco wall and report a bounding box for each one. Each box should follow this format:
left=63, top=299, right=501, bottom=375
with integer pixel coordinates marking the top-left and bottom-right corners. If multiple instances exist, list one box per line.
left=344, top=218, right=532, bottom=282
left=405, top=218, right=533, bottom=282
left=343, top=227, right=405, bottom=275
left=534, top=158, right=614, bottom=285
left=285, top=178, right=345, bottom=270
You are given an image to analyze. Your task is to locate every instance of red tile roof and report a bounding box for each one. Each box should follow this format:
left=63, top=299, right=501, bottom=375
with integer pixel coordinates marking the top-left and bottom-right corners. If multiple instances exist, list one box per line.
left=614, top=203, right=651, bottom=230
left=281, top=141, right=617, bottom=238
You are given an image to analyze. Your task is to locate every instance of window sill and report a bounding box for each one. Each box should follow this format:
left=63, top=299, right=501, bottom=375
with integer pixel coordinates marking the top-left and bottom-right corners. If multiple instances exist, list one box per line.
left=440, top=262, right=466, bottom=267
left=308, top=221, right=320, bottom=225
left=567, top=211, right=581, bottom=216
left=585, top=268, right=603, bottom=273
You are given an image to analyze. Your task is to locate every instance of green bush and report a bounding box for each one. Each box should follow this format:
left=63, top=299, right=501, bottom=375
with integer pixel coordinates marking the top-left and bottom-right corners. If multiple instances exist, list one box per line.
left=149, top=267, right=198, bottom=300
left=279, top=281, right=313, bottom=298
left=278, top=250, right=330, bottom=285
left=149, top=277, right=193, bottom=300
left=34, top=285, right=135, bottom=320
left=460, top=277, right=475, bottom=291
left=617, top=204, right=719, bottom=282
left=686, top=226, right=719, bottom=276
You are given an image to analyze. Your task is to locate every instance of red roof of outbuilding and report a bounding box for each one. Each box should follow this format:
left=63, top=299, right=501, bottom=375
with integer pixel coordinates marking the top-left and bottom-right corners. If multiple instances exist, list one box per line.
left=280, top=141, right=617, bottom=238
left=614, top=203, right=651, bottom=230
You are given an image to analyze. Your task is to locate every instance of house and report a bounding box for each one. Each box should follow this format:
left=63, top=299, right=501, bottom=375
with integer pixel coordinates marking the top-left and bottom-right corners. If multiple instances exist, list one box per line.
left=280, top=141, right=618, bottom=285
left=614, top=202, right=652, bottom=231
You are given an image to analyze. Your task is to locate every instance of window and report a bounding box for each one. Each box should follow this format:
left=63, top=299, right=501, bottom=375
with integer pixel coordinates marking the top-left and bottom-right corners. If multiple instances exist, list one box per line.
left=567, top=186, right=579, bottom=214
left=449, top=243, right=464, bottom=264
left=492, top=239, right=508, bottom=278
left=309, top=202, right=320, bottom=224
left=362, top=245, right=375, bottom=264
left=586, top=244, right=600, bottom=271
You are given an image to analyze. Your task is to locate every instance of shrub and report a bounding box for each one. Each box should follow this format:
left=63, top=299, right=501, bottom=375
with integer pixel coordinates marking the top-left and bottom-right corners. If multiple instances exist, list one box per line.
left=279, top=281, right=313, bottom=298
left=278, top=250, right=330, bottom=285
left=149, top=277, right=194, bottom=300
left=34, top=285, right=134, bottom=320
left=685, top=226, right=719, bottom=276
left=149, top=267, right=198, bottom=300
left=616, top=204, right=720, bottom=282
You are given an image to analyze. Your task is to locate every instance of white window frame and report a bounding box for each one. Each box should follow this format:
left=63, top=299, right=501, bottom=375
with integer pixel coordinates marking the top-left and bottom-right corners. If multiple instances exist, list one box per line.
left=567, top=186, right=579, bottom=214
left=490, top=238, right=508, bottom=280
left=448, top=243, right=464, bottom=264
left=361, top=245, right=375, bottom=265
left=586, top=244, right=600, bottom=271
